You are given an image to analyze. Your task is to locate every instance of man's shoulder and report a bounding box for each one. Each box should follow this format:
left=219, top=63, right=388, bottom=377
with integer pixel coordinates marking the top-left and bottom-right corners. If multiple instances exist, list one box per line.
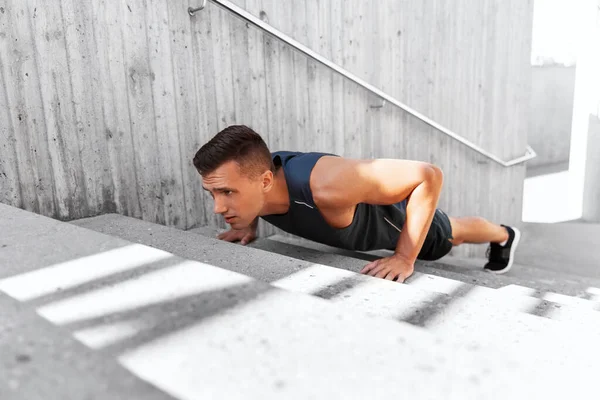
left=310, top=155, right=364, bottom=208
left=271, top=150, right=341, bottom=168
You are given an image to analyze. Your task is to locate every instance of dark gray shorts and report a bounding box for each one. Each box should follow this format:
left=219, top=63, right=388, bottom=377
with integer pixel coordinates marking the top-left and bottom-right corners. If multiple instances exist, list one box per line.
left=416, top=209, right=454, bottom=261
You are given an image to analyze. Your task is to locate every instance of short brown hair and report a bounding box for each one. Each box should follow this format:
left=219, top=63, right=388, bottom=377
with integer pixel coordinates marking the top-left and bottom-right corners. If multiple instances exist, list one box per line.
left=193, top=125, right=274, bottom=178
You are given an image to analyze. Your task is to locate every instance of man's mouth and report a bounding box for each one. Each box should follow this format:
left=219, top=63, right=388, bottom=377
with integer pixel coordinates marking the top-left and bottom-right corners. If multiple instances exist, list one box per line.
left=225, top=216, right=236, bottom=223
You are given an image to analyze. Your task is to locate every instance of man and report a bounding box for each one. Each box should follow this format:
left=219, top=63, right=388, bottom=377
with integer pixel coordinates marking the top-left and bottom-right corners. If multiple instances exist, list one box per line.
left=193, top=125, right=521, bottom=283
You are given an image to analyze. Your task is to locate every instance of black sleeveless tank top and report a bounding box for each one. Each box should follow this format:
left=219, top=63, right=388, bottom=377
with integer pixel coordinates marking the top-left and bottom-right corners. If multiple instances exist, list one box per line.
left=261, top=151, right=408, bottom=251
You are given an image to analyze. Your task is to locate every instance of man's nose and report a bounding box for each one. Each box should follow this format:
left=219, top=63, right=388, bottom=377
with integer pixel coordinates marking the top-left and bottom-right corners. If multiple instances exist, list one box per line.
left=213, top=198, right=227, bottom=215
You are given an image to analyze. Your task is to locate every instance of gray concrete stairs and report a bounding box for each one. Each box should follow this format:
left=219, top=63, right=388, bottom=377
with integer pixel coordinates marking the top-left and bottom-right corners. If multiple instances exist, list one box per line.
left=71, top=215, right=600, bottom=387
left=1, top=205, right=599, bottom=398
left=0, top=204, right=547, bottom=399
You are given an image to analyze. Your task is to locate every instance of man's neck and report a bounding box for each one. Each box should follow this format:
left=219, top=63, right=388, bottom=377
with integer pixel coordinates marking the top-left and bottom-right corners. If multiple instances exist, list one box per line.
left=260, top=167, right=290, bottom=216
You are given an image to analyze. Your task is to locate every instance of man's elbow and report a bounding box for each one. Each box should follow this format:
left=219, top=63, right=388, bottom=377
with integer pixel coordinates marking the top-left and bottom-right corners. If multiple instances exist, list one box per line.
left=424, top=164, right=444, bottom=191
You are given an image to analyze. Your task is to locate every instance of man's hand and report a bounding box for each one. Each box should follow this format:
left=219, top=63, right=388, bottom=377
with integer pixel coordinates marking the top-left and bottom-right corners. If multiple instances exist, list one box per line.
left=360, top=254, right=415, bottom=283
left=217, top=226, right=256, bottom=245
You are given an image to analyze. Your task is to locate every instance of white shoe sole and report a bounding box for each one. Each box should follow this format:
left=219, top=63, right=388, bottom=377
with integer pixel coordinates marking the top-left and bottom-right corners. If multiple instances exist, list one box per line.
left=488, top=227, right=521, bottom=275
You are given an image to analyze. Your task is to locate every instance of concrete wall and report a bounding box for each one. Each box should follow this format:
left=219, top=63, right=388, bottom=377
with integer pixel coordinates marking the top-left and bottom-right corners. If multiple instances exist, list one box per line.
left=528, top=66, right=575, bottom=170
left=0, top=0, right=534, bottom=257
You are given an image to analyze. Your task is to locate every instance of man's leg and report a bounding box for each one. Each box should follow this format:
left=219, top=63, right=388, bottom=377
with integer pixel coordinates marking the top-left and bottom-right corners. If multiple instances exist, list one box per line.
left=447, top=216, right=520, bottom=274
left=447, top=216, right=509, bottom=246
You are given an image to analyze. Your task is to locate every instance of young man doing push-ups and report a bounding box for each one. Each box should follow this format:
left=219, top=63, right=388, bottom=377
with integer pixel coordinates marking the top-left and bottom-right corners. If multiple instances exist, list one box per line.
left=193, top=125, right=521, bottom=283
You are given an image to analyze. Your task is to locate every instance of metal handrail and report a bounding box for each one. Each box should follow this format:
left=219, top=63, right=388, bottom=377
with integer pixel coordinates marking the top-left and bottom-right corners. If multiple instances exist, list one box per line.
left=189, top=0, right=537, bottom=167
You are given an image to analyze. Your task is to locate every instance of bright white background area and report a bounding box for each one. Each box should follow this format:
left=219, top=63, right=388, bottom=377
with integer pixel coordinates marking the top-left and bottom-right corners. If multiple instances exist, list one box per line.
left=530, top=0, right=580, bottom=66
left=522, top=0, right=597, bottom=223
left=522, top=171, right=579, bottom=222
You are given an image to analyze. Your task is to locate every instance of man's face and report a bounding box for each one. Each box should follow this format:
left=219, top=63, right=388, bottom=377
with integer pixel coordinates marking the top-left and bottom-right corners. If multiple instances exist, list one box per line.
left=201, top=160, right=269, bottom=229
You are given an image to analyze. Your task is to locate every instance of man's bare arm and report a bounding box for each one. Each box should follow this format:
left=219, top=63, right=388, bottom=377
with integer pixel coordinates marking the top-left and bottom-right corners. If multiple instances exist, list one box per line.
left=312, top=157, right=444, bottom=263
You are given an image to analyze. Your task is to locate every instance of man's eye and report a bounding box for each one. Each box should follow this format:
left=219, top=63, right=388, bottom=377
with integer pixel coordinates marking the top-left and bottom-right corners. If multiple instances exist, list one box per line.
left=224, top=190, right=233, bottom=196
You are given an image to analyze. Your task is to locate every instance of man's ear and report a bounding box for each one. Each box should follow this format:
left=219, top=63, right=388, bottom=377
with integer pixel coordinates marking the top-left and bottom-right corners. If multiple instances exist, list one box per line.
left=261, top=170, right=274, bottom=192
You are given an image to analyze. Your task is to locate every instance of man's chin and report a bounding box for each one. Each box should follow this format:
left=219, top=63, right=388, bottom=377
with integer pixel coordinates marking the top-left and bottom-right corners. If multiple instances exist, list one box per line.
left=228, top=221, right=244, bottom=229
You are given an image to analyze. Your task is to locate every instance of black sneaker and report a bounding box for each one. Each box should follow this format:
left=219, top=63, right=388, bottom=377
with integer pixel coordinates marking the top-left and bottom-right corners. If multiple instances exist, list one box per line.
left=484, top=225, right=521, bottom=274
